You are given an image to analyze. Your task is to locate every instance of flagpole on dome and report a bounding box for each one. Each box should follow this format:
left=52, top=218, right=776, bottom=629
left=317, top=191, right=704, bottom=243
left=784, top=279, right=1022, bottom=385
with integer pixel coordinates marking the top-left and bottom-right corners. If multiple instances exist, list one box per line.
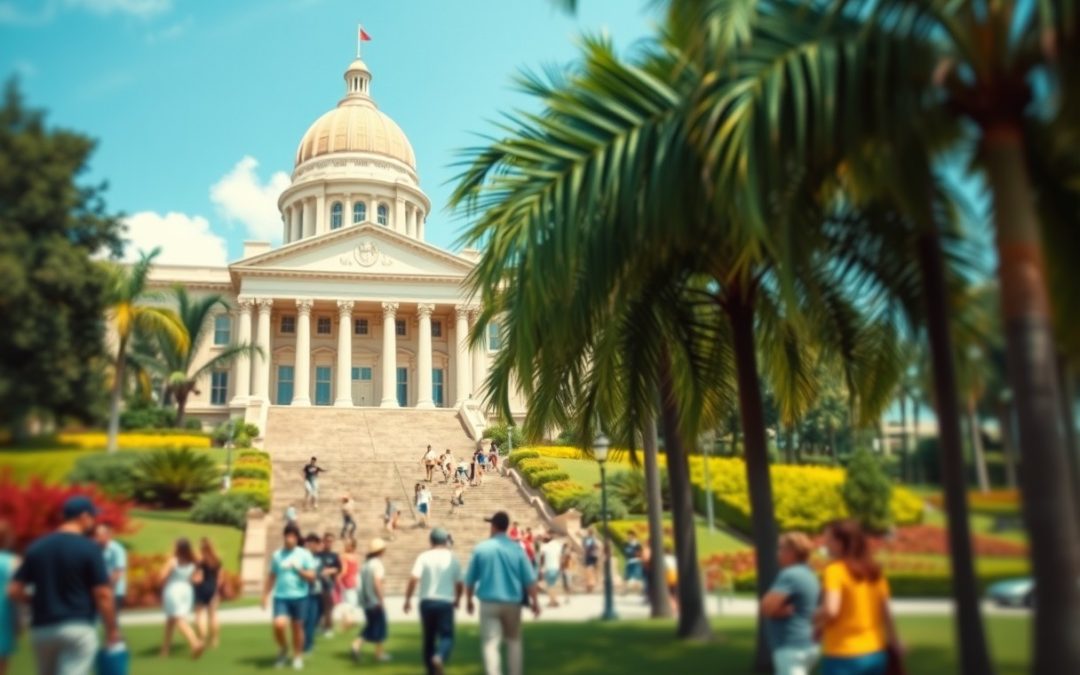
left=357, top=23, right=371, bottom=58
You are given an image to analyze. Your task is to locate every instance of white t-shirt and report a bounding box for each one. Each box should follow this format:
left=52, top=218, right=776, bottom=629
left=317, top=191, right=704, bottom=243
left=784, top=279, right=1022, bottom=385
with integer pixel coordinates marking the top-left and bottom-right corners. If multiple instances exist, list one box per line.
left=417, top=489, right=432, bottom=506
left=410, top=548, right=462, bottom=602
left=424, top=449, right=437, bottom=462
left=539, top=540, right=564, bottom=573
left=359, top=557, right=385, bottom=609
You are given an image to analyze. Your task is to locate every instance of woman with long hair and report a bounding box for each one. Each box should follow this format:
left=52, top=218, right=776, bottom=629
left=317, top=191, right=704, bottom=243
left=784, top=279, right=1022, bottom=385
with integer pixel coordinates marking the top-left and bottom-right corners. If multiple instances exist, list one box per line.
left=159, top=538, right=204, bottom=658
left=815, top=519, right=900, bottom=675
left=193, top=537, right=223, bottom=649
left=337, top=538, right=361, bottom=633
left=0, top=520, right=20, bottom=675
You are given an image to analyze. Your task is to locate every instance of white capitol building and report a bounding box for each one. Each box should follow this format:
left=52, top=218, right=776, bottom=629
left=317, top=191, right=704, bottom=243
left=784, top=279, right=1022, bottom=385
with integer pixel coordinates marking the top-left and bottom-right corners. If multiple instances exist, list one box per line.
left=150, top=56, right=519, bottom=430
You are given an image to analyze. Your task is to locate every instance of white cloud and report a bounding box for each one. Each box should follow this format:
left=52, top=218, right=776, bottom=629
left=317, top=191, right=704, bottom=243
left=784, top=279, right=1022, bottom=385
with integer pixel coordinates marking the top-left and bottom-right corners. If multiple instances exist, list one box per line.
left=210, top=156, right=290, bottom=242
left=64, top=0, right=171, bottom=18
left=122, top=211, right=229, bottom=266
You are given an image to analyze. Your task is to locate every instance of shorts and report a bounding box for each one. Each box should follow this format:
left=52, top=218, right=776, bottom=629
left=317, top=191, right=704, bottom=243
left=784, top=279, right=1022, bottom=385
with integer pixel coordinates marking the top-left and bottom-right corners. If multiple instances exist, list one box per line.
left=584, top=556, right=599, bottom=568
left=419, top=503, right=429, bottom=515
left=820, top=651, right=887, bottom=675
left=774, top=645, right=820, bottom=675
left=361, top=606, right=388, bottom=643
left=544, top=569, right=560, bottom=587
left=273, top=597, right=309, bottom=622
left=304, top=478, right=318, bottom=497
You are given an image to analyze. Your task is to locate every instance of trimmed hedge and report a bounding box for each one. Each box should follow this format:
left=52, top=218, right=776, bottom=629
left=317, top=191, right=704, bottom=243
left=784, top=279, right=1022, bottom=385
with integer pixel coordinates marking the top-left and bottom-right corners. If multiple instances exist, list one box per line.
left=191, top=492, right=262, bottom=529
left=229, top=478, right=270, bottom=510
left=231, top=466, right=270, bottom=481
left=238, top=450, right=270, bottom=462
left=507, top=449, right=540, bottom=467
left=525, top=470, right=571, bottom=488
left=539, top=480, right=591, bottom=513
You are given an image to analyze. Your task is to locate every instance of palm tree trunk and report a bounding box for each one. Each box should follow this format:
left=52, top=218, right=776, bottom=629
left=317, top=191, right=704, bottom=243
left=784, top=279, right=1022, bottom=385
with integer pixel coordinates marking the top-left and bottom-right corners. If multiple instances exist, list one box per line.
left=726, top=294, right=778, bottom=673
left=175, top=390, right=189, bottom=429
left=968, top=396, right=991, bottom=492
left=1057, top=354, right=1080, bottom=535
left=917, top=226, right=995, bottom=675
left=106, top=336, right=128, bottom=454
left=984, top=125, right=1080, bottom=673
left=643, top=412, right=672, bottom=618
left=997, top=400, right=1018, bottom=489
left=657, top=349, right=710, bottom=640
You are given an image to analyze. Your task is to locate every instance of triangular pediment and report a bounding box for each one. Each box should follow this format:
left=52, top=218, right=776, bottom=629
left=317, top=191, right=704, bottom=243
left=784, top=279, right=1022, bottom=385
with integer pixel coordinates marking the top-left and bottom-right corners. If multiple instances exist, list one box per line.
left=230, top=225, right=474, bottom=278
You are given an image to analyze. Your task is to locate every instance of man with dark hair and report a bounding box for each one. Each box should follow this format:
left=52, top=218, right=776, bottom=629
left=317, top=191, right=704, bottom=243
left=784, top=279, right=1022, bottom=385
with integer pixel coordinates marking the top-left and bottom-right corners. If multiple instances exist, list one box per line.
left=465, top=512, right=539, bottom=675
left=8, top=496, right=120, bottom=675
left=404, top=528, right=463, bottom=674
left=263, top=524, right=317, bottom=670
left=302, top=457, right=325, bottom=510
left=302, top=533, right=323, bottom=655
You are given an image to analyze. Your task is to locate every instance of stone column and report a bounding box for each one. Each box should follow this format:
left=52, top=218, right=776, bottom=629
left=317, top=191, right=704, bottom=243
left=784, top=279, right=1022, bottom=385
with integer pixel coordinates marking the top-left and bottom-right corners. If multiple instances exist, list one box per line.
left=303, top=198, right=315, bottom=239
left=252, top=298, right=274, bottom=401
left=344, top=195, right=353, bottom=227
left=380, top=302, right=399, bottom=407
left=394, top=197, right=406, bottom=234
left=292, top=299, right=313, bottom=406
left=416, top=303, right=435, bottom=408
left=282, top=208, right=290, bottom=244
left=405, top=204, right=415, bottom=238
left=335, top=300, right=355, bottom=407
left=471, top=307, right=487, bottom=401
left=416, top=210, right=425, bottom=241
left=454, top=305, right=471, bottom=404
left=230, top=297, right=253, bottom=405
left=315, top=192, right=326, bottom=236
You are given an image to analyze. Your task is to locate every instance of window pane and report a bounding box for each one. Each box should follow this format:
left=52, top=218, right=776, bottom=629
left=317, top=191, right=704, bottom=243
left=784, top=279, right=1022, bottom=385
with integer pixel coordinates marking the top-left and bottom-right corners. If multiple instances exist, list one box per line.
left=351, top=367, right=360, bottom=380
left=317, top=317, right=332, bottom=334
left=377, top=204, right=388, bottom=226
left=431, top=320, right=442, bottom=338
left=353, top=202, right=366, bottom=224
left=276, top=366, right=294, bottom=405
left=213, top=315, right=231, bottom=346
left=354, top=318, right=368, bottom=335
left=331, top=202, right=343, bottom=229
left=432, top=369, right=444, bottom=407
left=360, top=367, right=372, bottom=380
left=487, top=322, right=502, bottom=350
left=396, top=366, right=408, bottom=407
left=315, top=366, right=332, bottom=405
left=281, top=316, right=296, bottom=334
left=211, top=371, right=229, bottom=405
left=395, top=319, right=406, bottom=336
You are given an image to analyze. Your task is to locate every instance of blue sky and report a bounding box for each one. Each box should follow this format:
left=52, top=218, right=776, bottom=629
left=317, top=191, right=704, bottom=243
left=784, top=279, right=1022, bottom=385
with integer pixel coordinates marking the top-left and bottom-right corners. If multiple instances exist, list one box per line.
left=0, top=0, right=658, bottom=264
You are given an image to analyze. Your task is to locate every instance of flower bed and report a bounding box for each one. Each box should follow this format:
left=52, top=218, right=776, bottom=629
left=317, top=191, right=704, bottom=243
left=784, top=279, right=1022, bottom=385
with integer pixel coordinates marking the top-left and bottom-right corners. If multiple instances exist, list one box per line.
left=927, top=489, right=1020, bottom=516
left=0, top=473, right=133, bottom=552
left=57, top=432, right=212, bottom=450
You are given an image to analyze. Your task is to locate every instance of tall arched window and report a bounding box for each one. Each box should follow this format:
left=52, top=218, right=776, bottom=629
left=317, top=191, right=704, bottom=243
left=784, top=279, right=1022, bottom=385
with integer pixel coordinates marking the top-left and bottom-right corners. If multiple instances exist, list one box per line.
left=377, top=204, right=388, bottom=226
left=353, top=201, right=366, bottom=224
left=330, top=202, right=343, bottom=230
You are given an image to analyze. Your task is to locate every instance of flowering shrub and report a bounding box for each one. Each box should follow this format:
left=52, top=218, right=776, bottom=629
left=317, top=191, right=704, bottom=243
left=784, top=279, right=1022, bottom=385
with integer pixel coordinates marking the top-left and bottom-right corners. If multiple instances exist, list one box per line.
left=123, top=552, right=242, bottom=608
left=0, top=472, right=133, bottom=552
left=927, top=489, right=1020, bottom=516
left=516, top=458, right=560, bottom=474
left=57, top=432, right=212, bottom=450
left=531, top=445, right=642, bottom=465
left=229, top=478, right=270, bottom=510
left=539, top=480, right=591, bottom=513
left=507, top=449, right=540, bottom=467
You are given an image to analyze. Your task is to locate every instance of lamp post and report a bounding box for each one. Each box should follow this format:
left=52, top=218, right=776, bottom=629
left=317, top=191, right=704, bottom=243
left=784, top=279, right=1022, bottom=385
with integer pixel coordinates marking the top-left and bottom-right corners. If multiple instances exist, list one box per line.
left=223, top=418, right=236, bottom=491
left=593, top=431, right=618, bottom=621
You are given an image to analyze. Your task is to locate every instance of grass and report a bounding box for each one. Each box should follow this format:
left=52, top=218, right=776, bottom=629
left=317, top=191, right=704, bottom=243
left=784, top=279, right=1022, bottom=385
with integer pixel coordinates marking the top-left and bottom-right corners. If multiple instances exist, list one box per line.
left=553, top=457, right=607, bottom=487
left=617, top=515, right=751, bottom=556
left=6, top=615, right=1031, bottom=674
left=0, top=446, right=229, bottom=485
left=122, top=509, right=244, bottom=573
left=923, top=508, right=1027, bottom=545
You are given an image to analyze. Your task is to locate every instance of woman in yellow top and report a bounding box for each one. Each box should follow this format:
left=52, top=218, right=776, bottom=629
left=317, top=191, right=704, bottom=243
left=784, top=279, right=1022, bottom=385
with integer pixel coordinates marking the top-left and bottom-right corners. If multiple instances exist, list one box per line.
left=815, top=519, right=900, bottom=675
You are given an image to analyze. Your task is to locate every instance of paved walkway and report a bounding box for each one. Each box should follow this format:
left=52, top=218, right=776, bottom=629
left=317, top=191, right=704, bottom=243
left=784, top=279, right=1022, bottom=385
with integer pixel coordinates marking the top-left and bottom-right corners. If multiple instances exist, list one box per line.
left=119, top=594, right=1028, bottom=627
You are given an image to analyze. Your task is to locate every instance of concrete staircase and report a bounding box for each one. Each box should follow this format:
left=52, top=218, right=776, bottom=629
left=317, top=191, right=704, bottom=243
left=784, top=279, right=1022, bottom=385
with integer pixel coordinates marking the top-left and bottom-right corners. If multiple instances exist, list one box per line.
left=262, top=407, right=550, bottom=592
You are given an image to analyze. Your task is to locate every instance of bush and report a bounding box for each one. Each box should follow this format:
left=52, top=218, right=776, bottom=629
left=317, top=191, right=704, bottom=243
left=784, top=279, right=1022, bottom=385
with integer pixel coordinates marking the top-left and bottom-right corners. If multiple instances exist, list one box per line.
left=211, top=421, right=260, bottom=447
left=232, top=432, right=253, bottom=449
left=574, top=491, right=629, bottom=527
left=229, top=479, right=270, bottom=511
left=607, top=468, right=671, bottom=514
left=540, top=480, right=591, bottom=513
left=238, top=450, right=270, bottom=462
left=485, top=423, right=524, bottom=452
left=234, top=456, right=271, bottom=472
left=191, top=492, right=261, bottom=529
left=507, top=449, right=540, bottom=467
left=517, top=458, right=560, bottom=474
left=231, top=466, right=270, bottom=481
left=841, top=449, right=894, bottom=533
left=0, top=474, right=132, bottom=553
left=67, top=452, right=139, bottom=500
left=184, top=418, right=204, bottom=430
left=525, top=469, right=570, bottom=488
left=119, top=403, right=175, bottom=430
left=56, top=432, right=211, bottom=449
left=131, top=448, right=221, bottom=507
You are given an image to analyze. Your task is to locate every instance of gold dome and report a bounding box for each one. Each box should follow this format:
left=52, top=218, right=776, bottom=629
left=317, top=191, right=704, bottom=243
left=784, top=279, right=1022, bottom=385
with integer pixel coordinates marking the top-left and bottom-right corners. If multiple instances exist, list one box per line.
left=294, top=59, right=416, bottom=168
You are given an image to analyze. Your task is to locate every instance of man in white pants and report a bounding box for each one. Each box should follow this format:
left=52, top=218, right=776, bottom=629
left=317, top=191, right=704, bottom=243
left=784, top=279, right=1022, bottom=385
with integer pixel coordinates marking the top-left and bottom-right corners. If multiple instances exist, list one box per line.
left=464, top=512, right=539, bottom=675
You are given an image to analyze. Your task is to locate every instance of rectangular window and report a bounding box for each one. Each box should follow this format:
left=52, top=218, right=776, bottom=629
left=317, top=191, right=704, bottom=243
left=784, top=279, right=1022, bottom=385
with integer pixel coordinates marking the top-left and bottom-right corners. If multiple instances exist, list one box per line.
left=487, top=322, right=502, bottom=351
left=280, top=315, right=296, bottom=334
left=315, top=366, right=332, bottom=405
left=432, top=368, right=444, bottom=407
left=276, top=366, right=294, bottom=405
left=431, top=320, right=442, bottom=338
left=317, top=317, right=332, bottom=335
left=396, top=366, right=408, bottom=407
left=395, top=319, right=406, bottom=337
left=351, top=366, right=373, bottom=380
left=354, top=318, right=369, bottom=335
left=210, top=371, right=229, bottom=405
left=213, top=315, right=231, bottom=346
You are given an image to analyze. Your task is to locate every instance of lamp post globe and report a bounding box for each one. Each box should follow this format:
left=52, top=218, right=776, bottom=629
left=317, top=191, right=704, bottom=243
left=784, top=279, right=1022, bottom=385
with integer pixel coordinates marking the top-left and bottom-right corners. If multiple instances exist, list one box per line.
left=593, top=432, right=617, bottom=620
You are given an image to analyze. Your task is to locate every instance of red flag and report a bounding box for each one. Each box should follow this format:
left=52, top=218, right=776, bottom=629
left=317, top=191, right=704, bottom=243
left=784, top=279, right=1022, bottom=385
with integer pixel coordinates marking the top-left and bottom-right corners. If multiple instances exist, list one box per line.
left=359, top=27, right=372, bottom=42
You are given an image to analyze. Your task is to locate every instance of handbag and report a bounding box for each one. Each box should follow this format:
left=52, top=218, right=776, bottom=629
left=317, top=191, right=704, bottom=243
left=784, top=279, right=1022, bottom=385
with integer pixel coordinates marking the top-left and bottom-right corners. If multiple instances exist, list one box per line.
left=885, top=644, right=907, bottom=675
left=96, top=641, right=129, bottom=675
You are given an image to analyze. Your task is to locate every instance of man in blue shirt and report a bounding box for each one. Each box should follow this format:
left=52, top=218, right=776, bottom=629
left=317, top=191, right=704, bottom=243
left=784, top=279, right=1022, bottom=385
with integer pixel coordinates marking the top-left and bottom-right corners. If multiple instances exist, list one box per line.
left=262, top=524, right=317, bottom=670
left=760, top=532, right=821, bottom=675
left=465, top=511, right=539, bottom=675
left=8, top=496, right=120, bottom=675
left=95, top=524, right=127, bottom=612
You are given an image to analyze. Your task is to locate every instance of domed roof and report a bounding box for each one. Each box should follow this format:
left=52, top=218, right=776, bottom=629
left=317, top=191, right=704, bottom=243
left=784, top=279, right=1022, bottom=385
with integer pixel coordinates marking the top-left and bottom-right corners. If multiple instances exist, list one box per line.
left=294, top=59, right=416, bottom=168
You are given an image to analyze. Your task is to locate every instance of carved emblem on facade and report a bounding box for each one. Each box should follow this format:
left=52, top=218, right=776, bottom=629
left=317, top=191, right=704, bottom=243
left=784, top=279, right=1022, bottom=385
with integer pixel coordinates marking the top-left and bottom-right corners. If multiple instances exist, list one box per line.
left=355, top=241, right=380, bottom=267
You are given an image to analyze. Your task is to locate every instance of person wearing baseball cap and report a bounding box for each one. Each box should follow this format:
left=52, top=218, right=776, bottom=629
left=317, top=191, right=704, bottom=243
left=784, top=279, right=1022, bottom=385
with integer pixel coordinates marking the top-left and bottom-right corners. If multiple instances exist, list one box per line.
left=9, top=495, right=121, bottom=674
left=351, top=538, right=391, bottom=664
left=464, top=511, right=539, bottom=675
left=403, top=528, right=463, bottom=674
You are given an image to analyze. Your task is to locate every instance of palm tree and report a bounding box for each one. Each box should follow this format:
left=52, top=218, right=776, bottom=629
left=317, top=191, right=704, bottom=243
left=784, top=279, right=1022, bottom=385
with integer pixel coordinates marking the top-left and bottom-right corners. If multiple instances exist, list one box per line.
left=150, top=288, right=259, bottom=428
left=103, top=249, right=186, bottom=453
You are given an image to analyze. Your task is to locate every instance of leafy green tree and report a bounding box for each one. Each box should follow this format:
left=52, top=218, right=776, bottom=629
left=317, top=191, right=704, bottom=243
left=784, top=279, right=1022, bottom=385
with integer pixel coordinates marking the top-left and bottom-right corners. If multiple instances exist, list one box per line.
left=841, top=448, right=894, bottom=533
left=0, top=81, right=121, bottom=438
left=146, top=288, right=258, bottom=428
left=103, top=249, right=186, bottom=452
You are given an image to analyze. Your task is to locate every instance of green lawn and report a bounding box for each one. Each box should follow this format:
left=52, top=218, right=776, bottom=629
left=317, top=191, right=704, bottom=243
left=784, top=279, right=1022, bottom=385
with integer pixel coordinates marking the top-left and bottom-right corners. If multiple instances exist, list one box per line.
left=1, top=446, right=228, bottom=486
left=553, top=457, right=607, bottom=487
left=923, top=508, right=1027, bottom=545
left=7, top=616, right=1031, bottom=674
left=122, top=509, right=244, bottom=573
